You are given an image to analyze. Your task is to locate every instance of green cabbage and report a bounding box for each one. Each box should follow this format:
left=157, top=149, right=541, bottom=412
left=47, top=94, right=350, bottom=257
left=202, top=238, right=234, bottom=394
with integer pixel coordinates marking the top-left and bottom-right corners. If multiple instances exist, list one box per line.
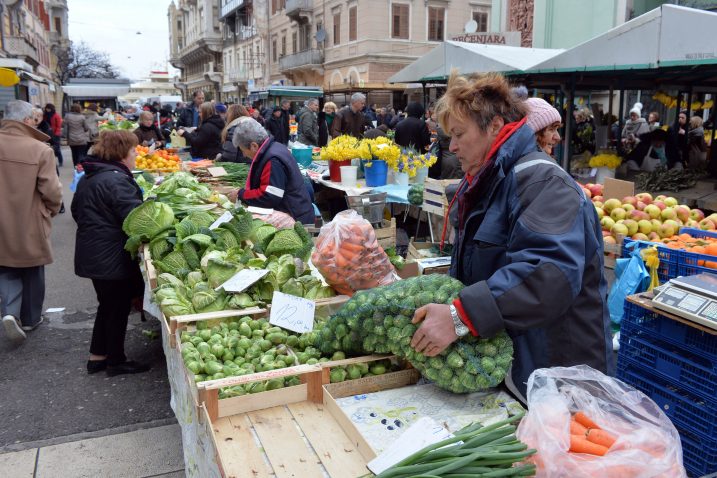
left=280, top=278, right=304, bottom=297
left=122, top=200, right=175, bottom=242
left=155, top=250, right=189, bottom=277
left=207, top=258, right=242, bottom=289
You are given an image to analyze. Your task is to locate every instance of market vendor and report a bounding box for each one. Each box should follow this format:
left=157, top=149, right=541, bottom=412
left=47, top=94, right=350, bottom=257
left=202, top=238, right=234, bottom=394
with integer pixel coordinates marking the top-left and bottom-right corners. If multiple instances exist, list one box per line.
left=231, top=117, right=315, bottom=224
left=133, top=111, right=165, bottom=147
left=625, top=128, right=682, bottom=172
left=409, top=72, right=613, bottom=402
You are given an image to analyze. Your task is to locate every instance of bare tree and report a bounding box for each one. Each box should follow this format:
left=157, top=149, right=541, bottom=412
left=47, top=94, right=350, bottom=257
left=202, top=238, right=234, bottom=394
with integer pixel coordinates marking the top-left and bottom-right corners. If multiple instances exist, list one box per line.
left=54, top=41, right=121, bottom=85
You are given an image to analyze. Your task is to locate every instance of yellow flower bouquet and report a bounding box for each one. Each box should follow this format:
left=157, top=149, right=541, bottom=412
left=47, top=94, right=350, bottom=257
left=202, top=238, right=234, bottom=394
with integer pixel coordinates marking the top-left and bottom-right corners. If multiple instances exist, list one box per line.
left=319, top=135, right=368, bottom=162
left=589, top=153, right=621, bottom=170
left=397, top=146, right=438, bottom=178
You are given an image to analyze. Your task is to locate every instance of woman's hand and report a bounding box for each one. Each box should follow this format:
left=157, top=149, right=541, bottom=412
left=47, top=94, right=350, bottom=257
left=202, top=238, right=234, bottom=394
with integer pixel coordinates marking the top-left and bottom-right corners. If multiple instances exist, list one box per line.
left=227, top=189, right=240, bottom=203
left=410, top=304, right=458, bottom=357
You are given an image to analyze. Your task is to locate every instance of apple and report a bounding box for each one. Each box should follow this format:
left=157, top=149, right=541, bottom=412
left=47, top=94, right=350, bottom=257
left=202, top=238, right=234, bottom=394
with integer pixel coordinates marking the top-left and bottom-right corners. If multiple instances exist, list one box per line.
left=655, top=195, right=668, bottom=202
left=611, top=207, right=627, bottom=221
left=611, top=223, right=629, bottom=237
left=636, top=192, right=653, bottom=204
left=601, top=216, right=616, bottom=231
left=603, top=235, right=617, bottom=245
left=637, top=219, right=653, bottom=235
left=588, top=183, right=603, bottom=197
left=595, top=207, right=605, bottom=219
left=661, top=207, right=677, bottom=221
left=592, top=195, right=604, bottom=203
left=648, top=231, right=661, bottom=241
left=644, top=204, right=662, bottom=219
left=603, top=198, right=622, bottom=213
left=632, top=233, right=649, bottom=241
left=581, top=186, right=592, bottom=199
left=622, top=196, right=638, bottom=207
left=628, top=210, right=647, bottom=221
left=707, top=213, right=717, bottom=225
left=699, top=218, right=716, bottom=230
left=593, top=201, right=604, bottom=209
left=602, top=230, right=612, bottom=238
left=622, top=219, right=639, bottom=236
left=664, top=219, right=681, bottom=232
left=653, top=200, right=666, bottom=211
left=636, top=201, right=647, bottom=211
left=659, top=222, right=677, bottom=238
left=675, top=206, right=691, bottom=223
left=664, top=197, right=679, bottom=207
left=651, top=219, right=664, bottom=231
left=686, top=219, right=700, bottom=228
left=690, top=208, right=705, bottom=221
left=622, top=204, right=635, bottom=213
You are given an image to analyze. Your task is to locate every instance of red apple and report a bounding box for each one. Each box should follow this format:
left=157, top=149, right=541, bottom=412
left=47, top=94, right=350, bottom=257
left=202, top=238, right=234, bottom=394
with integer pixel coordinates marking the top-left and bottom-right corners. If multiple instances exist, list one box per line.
left=632, top=233, right=649, bottom=241
left=675, top=206, right=691, bottom=223
left=699, top=218, right=716, bottom=230
left=603, top=235, right=617, bottom=245
left=581, top=187, right=592, bottom=199
left=592, top=195, right=604, bottom=203
left=653, top=201, right=666, bottom=211
left=661, top=207, right=677, bottom=221
left=636, top=201, right=647, bottom=211
left=707, top=213, right=717, bottom=224
left=686, top=219, right=700, bottom=228
left=636, top=192, right=653, bottom=204
left=659, top=222, right=677, bottom=238
left=690, top=208, right=705, bottom=221
left=655, top=195, right=668, bottom=202
left=648, top=231, right=661, bottom=241
left=622, top=196, right=638, bottom=207
left=651, top=219, right=663, bottom=231
left=622, top=204, right=635, bottom=213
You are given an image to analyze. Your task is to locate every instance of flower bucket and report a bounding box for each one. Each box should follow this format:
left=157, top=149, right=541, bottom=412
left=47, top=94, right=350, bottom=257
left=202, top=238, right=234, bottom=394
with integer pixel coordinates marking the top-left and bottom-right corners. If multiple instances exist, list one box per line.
left=394, top=171, right=409, bottom=186
left=329, top=159, right=352, bottom=182
left=364, top=160, right=388, bottom=187
left=413, top=167, right=429, bottom=184
left=595, top=166, right=615, bottom=184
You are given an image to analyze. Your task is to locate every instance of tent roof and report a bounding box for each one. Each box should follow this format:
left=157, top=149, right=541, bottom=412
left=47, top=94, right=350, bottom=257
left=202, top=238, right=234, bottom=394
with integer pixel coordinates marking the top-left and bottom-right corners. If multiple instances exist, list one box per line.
left=528, top=5, right=717, bottom=74
left=62, top=84, right=130, bottom=98
left=388, top=42, right=564, bottom=83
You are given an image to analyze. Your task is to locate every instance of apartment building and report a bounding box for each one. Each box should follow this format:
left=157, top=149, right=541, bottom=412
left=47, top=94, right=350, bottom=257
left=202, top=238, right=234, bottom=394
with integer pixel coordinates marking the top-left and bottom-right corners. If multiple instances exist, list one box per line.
left=168, top=0, right=224, bottom=101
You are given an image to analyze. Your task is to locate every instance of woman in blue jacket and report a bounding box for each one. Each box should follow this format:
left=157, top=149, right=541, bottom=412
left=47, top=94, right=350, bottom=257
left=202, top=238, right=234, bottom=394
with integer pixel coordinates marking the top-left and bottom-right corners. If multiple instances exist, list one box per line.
left=409, top=72, right=613, bottom=401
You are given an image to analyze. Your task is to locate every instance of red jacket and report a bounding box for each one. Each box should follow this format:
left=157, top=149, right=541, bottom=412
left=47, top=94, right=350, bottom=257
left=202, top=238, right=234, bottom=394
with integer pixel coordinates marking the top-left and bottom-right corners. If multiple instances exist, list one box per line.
left=49, top=113, right=62, bottom=137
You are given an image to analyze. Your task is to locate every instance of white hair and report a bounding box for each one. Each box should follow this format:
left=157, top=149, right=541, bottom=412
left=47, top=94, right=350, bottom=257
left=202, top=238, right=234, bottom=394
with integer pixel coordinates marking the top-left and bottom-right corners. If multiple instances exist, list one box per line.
left=351, top=92, right=366, bottom=103
left=4, top=100, right=34, bottom=122
left=307, top=98, right=319, bottom=106
left=232, top=117, right=269, bottom=149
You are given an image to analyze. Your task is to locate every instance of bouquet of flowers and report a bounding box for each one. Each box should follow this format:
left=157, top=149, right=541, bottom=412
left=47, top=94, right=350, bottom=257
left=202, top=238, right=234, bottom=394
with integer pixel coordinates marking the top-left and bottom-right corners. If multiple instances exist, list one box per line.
left=363, top=136, right=402, bottom=168
left=319, top=135, right=370, bottom=162
left=396, top=146, right=438, bottom=178
left=589, top=153, right=621, bottom=170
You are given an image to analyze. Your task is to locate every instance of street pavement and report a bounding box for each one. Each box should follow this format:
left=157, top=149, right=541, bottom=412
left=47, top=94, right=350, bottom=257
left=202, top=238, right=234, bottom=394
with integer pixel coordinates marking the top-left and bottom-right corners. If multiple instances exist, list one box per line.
left=0, top=147, right=185, bottom=476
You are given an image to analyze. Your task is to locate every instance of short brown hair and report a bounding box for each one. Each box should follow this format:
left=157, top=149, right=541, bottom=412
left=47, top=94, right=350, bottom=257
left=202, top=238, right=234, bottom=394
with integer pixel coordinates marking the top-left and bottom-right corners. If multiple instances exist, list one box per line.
left=200, top=102, right=216, bottom=121
left=93, top=130, right=138, bottom=162
left=690, top=115, right=703, bottom=130
left=221, top=104, right=249, bottom=142
left=435, top=71, right=525, bottom=133
left=70, top=103, right=82, bottom=113
left=139, top=111, right=154, bottom=122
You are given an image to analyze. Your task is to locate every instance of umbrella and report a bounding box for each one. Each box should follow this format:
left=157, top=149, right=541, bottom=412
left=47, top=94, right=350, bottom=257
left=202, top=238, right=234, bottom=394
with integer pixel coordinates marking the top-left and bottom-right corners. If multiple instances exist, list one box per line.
left=0, top=68, right=20, bottom=87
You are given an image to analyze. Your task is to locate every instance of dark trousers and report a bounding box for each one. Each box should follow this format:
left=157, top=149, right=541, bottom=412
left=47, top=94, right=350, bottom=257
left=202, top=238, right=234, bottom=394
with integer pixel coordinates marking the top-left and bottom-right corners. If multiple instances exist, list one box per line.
left=70, top=144, right=89, bottom=166
left=0, top=266, right=45, bottom=327
left=51, top=135, right=64, bottom=166
left=90, top=270, right=143, bottom=365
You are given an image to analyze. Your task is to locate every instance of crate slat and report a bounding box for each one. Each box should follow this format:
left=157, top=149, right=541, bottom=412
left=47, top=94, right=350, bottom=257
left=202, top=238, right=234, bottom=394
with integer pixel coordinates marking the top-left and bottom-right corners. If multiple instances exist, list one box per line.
left=213, top=412, right=275, bottom=478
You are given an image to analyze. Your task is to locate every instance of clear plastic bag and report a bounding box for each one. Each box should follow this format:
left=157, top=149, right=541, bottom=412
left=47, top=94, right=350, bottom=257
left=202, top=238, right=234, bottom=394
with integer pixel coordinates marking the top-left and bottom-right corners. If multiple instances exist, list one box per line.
left=311, top=210, right=397, bottom=295
left=252, top=210, right=295, bottom=229
left=516, top=365, right=686, bottom=478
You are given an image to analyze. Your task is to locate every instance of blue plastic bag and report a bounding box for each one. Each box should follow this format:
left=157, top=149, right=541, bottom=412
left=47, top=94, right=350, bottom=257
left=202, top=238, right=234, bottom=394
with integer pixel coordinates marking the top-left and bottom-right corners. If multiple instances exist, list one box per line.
left=607, top=242, right=650, bottom=325
left=69, top=169, right=85, bottom=192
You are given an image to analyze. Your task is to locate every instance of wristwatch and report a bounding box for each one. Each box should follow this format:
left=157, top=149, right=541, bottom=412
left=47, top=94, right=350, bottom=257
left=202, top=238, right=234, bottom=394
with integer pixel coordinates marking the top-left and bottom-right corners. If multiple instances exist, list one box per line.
left=449, top=304, right=470, bottom=338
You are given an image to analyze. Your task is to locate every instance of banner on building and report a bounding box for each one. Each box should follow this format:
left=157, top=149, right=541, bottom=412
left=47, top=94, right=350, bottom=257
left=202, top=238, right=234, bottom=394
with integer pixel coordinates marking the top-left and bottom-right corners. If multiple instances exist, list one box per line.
left=450, top=31, right=521, bottom=46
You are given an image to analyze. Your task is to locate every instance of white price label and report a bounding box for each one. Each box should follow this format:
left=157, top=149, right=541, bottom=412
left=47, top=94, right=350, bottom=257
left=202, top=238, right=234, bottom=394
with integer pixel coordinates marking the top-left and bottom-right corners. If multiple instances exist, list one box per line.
left=209, top=210, right=233, bottom=230
left=207, top=166, right=228, bottom=177
left=217, top=269, right=270, bottom=292
left=269, top=292, right=315, bottom=333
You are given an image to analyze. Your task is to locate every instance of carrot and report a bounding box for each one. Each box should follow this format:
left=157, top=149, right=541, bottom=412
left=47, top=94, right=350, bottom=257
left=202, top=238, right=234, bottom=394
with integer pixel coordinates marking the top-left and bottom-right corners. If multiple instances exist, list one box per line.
left=586, top=428, right=616, bottom=449
left=569, top=435, right=608, bottom=456
left=574, top=412, right=601, bottom=430
left=570, top=420, right=588, bottom=436
left=335, top=253, right=351, bottom=268
left=341, top=241, right=364, bottom=253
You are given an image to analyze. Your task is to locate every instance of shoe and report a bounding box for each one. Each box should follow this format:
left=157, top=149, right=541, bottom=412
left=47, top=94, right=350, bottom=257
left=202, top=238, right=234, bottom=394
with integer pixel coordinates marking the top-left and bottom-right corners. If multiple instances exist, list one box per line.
left=87, top=359, right=107, bottom=374
left=2, top=315, right=26, bottom=342
left=106, top=360, right=150, bottom=377
left=21, top=316, right=44, bottom=332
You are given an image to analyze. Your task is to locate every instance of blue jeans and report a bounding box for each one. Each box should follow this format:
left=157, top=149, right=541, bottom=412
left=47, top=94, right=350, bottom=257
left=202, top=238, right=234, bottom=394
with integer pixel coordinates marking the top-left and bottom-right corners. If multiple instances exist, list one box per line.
left=0, top=266, right=45, bottom=327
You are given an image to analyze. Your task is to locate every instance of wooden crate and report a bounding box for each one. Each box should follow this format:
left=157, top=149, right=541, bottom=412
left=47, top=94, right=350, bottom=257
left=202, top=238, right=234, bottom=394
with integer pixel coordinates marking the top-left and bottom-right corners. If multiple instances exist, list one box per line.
left=407, top=241, right=452, bottom=275
left=203, top=364, right=421, bottom=478
left=375, top=217, right=397, bottom=250
left=422, top=178, right=461, bottom=217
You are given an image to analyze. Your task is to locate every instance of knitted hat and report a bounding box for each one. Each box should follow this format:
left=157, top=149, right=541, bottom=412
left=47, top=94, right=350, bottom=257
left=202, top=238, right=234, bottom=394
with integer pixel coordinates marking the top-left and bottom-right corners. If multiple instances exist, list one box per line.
left=524, top=98, right=562, bottom=132
left=215, top=103, right=227, bottom=114
left=629, top=102, right=643, bottom=116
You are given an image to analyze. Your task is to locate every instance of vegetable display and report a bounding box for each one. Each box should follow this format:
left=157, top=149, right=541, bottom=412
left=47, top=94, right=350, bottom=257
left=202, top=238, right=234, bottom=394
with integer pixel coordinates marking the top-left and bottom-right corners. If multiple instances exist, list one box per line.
left=190, top=161, right=251, bottom=187
left=408, top=183, right=424, bottom=206
left=311, top=275, right=514, bottom=394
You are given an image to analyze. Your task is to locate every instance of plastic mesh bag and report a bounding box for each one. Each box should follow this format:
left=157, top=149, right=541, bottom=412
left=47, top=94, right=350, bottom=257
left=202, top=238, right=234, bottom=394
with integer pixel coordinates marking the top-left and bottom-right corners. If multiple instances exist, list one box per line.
left=516, top=365, right=686, bottom=478
left=311, top=210, right=397, bottom=295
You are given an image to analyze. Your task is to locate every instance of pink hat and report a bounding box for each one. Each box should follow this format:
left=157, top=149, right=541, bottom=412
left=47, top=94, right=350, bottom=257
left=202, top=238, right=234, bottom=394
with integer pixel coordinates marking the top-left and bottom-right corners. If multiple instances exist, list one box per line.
left=524, top=98, right=561, bottom=132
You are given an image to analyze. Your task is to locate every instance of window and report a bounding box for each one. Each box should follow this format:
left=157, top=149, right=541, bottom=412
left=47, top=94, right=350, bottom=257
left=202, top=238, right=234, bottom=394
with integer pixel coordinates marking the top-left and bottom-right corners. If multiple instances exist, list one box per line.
left=391, top=4, right=409, bottom=39
left=281, top=35, right=286, bottom=56
left=272, top=39, right=277, bottom=62
left=428, top=7, right=444, bottom=41
left=272, top=0, right=286, bottom=15
left=333, top=13, right=341, bottom=46
left=292, top=31, right=297, bottom=53
left=54, top=17, right=62, bottom=35
left=473, top=11, right=489, bottom=32
left=349, top=6, right=357, bottom=42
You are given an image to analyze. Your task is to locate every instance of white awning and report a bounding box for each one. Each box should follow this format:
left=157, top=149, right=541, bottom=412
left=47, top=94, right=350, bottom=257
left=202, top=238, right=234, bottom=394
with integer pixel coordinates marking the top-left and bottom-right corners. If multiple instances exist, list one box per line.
left=62, top=85, right=130, bottom=98
left=0, top=58, right=34, bottom=72
left=19, top=71, right=48, bottom=84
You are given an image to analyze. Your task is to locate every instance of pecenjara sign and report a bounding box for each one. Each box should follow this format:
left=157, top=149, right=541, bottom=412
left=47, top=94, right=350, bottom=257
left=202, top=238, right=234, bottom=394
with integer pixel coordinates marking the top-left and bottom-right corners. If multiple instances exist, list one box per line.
left=450, top=31, right=521, bottom=46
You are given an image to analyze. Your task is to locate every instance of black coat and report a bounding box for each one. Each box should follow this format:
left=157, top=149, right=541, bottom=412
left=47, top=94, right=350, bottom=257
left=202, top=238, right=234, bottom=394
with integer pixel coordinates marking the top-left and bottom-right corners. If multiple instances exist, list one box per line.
left=220, top=121, right=251, bottom=163
left=184, top=115, right=224, bottom=159
left=71, top=159, right=143, bottom=280
left=394, top=116, right=431, bottom=152
left=265, top=115, right=288, bottom=145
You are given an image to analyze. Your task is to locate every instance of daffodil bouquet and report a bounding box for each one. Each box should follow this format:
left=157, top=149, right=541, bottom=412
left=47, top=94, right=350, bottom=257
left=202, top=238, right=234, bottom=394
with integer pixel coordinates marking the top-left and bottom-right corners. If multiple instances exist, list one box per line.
left=363, top=137, right=402, bottom=168
left=396, top=146, right=438, bottom=178
left=589, top=153, right=621, bottom=170
left=319, top=135, right=369, bottom=162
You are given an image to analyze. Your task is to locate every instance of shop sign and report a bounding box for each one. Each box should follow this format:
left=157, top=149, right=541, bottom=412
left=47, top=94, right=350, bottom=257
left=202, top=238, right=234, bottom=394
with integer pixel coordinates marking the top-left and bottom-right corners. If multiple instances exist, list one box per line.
left=450, top=31, right=521, bottom=46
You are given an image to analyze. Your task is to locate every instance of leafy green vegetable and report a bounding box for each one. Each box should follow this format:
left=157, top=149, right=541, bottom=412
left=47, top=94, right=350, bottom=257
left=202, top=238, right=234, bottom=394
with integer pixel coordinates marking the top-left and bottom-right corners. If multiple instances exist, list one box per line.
left=265, top=228, right=304, bottom=258
left=122, top=200, right=175, bottom=254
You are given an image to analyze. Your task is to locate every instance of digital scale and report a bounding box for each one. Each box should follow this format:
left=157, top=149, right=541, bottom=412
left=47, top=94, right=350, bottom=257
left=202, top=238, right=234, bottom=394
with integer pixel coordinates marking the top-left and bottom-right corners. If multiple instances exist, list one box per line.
left=652, top=273, right=717, bottom=331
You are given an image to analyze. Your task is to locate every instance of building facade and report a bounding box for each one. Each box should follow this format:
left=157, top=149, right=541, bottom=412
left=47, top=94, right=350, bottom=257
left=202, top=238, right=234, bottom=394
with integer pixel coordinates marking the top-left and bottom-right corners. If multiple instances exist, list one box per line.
left=123, top=71, right=182, bottom=104
left=0, top=0, right=69, bottom=113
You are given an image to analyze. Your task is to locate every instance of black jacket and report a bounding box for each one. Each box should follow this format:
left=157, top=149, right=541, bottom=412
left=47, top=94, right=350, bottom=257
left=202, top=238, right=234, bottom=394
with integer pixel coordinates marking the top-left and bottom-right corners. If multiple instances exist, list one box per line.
left=394, top=116, right=431, bottom=152
left=71, top=159, right=143, bottom=280
left=176, top=104, right=199, bottom=128
left=184, top=115, right=224, bottom=159
left=265, top=115, right=288, bottom=145
left=220, top=120, right=251, bottom=163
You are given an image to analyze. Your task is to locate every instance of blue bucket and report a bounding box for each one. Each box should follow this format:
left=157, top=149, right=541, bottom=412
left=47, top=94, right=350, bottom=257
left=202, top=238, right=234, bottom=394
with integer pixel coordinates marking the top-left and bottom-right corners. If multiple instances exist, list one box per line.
left=291, top=148, right=313, bottom=168
left=364, top=160, right=388, bottom=187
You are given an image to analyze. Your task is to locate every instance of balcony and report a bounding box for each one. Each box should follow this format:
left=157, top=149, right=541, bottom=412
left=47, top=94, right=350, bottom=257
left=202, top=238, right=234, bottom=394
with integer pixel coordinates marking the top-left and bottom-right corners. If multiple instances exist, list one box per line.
left=221, top=0, right=247, bottom=19
left=279, top=48, right=323, bottom=72
left=286, top=0, right=312, bottom=23
left=225, top=68, right=251, bottom=83
left=5, top=36, right=39, bottom=64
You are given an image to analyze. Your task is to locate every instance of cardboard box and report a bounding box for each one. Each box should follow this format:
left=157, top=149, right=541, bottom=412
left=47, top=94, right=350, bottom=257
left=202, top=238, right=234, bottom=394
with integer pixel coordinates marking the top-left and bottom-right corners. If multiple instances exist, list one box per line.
left=406, top=242, right=451, bottom=275
left=603, top=177, right=634, bottom=200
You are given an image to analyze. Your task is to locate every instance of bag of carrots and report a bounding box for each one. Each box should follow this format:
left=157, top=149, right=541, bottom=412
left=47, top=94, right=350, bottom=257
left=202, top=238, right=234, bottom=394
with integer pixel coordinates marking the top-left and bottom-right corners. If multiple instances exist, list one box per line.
left=516, top=365, right=686, bottom=478
left=312, top=210, right=397, bottom=295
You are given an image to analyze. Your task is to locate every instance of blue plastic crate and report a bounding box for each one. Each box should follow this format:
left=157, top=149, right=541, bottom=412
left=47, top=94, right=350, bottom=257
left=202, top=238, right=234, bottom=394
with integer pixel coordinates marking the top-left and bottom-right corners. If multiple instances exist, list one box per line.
left=622, top=301, right=717, bottom=360
left=616, top=359, right=717, bottom=438
left=621, top=238, right=679, bottom=282
left=679, top=428, right=717, bottom=477
left=619, top=320, right=717, bottom=399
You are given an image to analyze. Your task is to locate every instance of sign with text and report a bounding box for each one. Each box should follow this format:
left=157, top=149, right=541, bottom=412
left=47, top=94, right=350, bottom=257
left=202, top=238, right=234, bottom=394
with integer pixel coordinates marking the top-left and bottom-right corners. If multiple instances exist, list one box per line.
left=209, top=210, right=233, bottom=230
left=450, top=31, right=521, bottom=46
left=217, top=269, right=269, bottom=292
left=269, top=291, right=315, bottom=333
left=207, top=166, right=228, bottom=177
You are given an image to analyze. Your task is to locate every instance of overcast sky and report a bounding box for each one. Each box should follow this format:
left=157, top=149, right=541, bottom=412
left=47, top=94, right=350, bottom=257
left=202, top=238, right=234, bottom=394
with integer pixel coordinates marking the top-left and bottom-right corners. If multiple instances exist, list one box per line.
left=67, top=0, right=177, bottom=81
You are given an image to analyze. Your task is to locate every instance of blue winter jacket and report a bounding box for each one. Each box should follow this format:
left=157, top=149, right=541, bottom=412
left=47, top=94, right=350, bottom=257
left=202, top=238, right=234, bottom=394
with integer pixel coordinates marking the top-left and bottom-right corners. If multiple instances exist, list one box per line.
left=450, top=123, right=613, bottom=399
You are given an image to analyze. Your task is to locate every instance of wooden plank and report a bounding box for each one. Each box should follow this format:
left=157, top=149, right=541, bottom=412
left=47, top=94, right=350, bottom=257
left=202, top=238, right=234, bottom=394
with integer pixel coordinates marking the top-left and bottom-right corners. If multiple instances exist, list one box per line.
left=218, top=384, right=308, bottom=418
left=319, top=354, right=394, bottom=369
left=248, top=406, right=324, bottom=478
left=288, top=402, right=369, bottom=478
left=322, top=390, right=377, bottom=462
left=213, top=412, right=274, bottom=478
left=199, top=386, right=219, bottom=423
left=199, top=364, right=322, bottom=391
left=325, top=369, right=420, bottom=399
left=172, top=307, right=268, bottom=324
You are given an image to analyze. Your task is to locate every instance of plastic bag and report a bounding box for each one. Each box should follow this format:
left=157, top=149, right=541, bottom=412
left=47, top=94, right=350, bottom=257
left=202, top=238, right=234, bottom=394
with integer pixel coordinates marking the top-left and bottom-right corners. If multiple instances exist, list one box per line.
left=607, top=242, right=650, bottom=324
left=252, top=210, right=295, bottom=229
left=516, top=365, right=686, bottom=478
left=311, top=210, right=397, bottom=295
left=69, top=169, right=85, bottom=192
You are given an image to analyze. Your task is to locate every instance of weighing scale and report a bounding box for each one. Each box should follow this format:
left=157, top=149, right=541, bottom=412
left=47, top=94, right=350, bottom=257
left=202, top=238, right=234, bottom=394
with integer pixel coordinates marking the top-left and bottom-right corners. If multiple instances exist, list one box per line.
left=652, top=273, right=717, bottom=331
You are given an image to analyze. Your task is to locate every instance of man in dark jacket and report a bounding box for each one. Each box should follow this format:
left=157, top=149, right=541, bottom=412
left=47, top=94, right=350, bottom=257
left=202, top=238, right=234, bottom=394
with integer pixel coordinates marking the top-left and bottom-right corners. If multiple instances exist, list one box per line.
left=331, top=92, right=368, bottom=138
left=233, top=118, right=314, bottom=224
left=395, top=102, right=432, bottom=152
left=265, top=106, right=289, bottom=145
left=176, top=91, right=205, bottom=128
left=297, top=99, right=319, bottom=146
left=279, top=99, right=292, bottom=145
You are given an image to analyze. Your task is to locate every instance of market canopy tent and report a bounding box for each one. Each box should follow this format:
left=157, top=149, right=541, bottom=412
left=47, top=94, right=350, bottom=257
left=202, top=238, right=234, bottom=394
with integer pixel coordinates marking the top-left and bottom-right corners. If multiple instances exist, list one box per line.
left=387, top=41, right=564, bottom=84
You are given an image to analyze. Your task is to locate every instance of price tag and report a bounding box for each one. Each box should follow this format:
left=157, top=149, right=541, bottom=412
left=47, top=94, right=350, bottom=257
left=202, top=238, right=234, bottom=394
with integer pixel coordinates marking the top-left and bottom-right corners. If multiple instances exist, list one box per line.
left=247, top=206, right=274, bottom=215
left=590, top=167, right=597, bottom=176
left=269, top=291, right=315, bottom=333
left=217, top=269, right=270, bottom=292
left=207, top=166, right=228, bottom=177
left=209, top=210, right=233, bottom=230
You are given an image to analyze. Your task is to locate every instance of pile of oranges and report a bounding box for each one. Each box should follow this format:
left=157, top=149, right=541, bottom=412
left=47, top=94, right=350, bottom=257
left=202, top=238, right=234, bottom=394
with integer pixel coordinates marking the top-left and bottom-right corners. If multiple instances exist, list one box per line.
left=135, top=146, right=182, bottom=172
left=658, top=232, right=717, bottom=268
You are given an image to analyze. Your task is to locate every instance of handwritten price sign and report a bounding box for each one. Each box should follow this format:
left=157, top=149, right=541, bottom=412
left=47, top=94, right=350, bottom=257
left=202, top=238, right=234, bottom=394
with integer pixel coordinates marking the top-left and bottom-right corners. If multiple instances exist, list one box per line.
left=269, top=291, right=315, bottom=333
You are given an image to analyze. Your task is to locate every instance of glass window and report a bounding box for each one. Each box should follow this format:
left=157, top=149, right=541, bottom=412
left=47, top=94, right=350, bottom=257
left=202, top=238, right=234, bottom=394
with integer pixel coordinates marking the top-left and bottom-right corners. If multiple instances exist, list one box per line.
left=333, top=13, right=341, bottom=46
left=473, top=11, right=489, bottom=32
left=349, top=6, right=357, bottom=42
left=428, top=7, right=444, bottom=41
left=391, top=4, right=409, bottom=39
